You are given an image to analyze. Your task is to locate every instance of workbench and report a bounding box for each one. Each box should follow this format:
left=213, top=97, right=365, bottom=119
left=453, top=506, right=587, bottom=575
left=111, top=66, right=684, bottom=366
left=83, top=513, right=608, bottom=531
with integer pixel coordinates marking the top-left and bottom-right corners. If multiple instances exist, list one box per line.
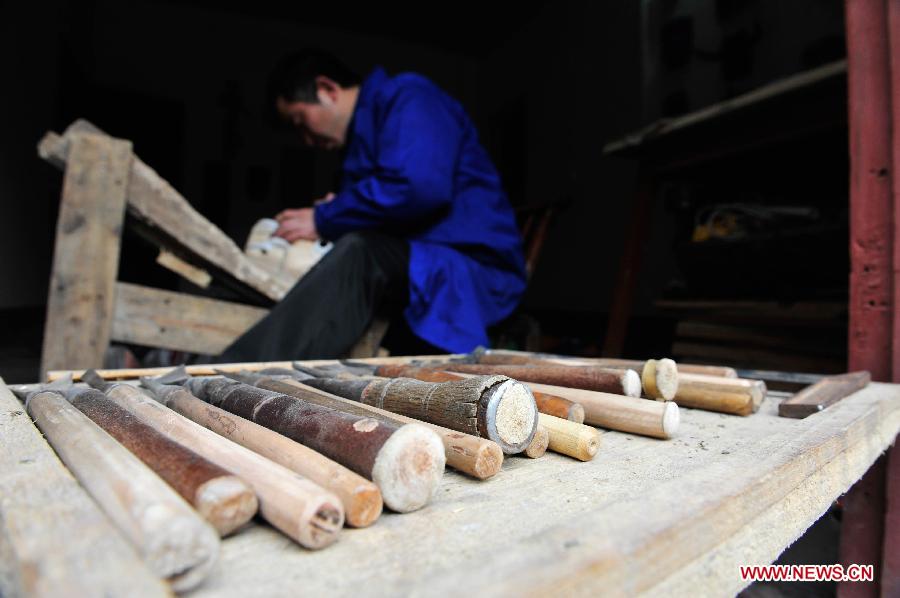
left=2, top=360, right=897, bottom=596
left=170, top=375, right=896, bottom=596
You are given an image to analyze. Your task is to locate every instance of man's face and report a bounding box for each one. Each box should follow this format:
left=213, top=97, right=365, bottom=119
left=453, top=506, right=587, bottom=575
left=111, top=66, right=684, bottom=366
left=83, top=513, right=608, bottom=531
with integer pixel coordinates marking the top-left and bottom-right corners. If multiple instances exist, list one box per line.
left=276, top=93, right=346, bottom=150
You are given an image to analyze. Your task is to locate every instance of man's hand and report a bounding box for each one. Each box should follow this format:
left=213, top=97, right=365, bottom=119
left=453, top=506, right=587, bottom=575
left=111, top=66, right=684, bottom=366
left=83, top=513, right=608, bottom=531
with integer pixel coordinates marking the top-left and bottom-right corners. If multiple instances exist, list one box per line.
left=274, top=207, right=318, bottom=242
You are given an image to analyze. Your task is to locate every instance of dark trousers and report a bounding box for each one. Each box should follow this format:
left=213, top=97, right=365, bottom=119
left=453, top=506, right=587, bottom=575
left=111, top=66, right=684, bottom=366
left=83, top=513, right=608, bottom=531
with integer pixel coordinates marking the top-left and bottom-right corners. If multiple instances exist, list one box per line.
left=218, top=231, right=437, bottom=362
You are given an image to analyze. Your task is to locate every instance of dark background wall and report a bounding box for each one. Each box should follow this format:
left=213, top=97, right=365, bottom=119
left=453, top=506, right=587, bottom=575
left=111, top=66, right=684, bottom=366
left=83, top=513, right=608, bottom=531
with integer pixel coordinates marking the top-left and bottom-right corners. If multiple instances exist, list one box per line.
left=0, top=0, right=848, bottom=381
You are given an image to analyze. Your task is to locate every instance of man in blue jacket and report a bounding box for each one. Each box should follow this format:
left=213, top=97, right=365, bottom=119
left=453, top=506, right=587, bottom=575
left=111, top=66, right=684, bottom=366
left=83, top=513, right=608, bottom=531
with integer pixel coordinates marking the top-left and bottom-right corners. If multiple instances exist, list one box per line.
left=219, top=49, right=526, bottom=360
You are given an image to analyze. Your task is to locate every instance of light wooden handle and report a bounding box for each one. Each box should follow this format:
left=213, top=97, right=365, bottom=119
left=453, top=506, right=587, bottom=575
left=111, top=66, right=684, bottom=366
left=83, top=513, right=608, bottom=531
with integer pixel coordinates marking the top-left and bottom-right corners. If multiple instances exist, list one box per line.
left=552, top=356, right=739, bottom=379
left=532, top=390, right=586, bottom=422
left=523, top=425, right=550, bottom=458
left=167, top=389, right=382, bottom=528
left=105, top=385, right=344, bottom=549
left=538, top=413, right=601, bottom=461
left=523, top=382, right=679, bottom=439
left=438, top=363, right=642, bottom=397
left=26, top=391, right=220, bottom=592
left=0, top=381, right=169, bottom=597
left=675, top=373, right=766, bottom=416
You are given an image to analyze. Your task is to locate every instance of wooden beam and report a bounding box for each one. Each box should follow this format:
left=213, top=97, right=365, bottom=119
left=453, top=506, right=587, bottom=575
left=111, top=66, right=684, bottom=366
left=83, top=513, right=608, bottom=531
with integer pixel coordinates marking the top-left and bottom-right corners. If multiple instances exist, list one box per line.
left=37, top=120, right=291, bottom=303
left=602, top=172, right=654, bottom=357
left=778, top=371, right=871, bottom=419
left=156, top=249, right=212, bottom=289
left=0, top=379, right=167, bottom=597
left=40, top=133, right=132, bottom=377
left=603, top=60, right=847, bottom=154
left=110, top=282, right=268, bottom=355
left=44, top=354, right=460, bottom=383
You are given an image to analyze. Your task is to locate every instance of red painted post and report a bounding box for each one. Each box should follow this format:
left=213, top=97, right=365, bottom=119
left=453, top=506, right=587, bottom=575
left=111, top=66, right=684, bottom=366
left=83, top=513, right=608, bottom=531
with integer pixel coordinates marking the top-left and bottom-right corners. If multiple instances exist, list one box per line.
left=843, top=2, right=894, bottom=596
left=884, top=1, right=900, bottom=593
left=890, top=0, right=900, bottom=380
left=846, top=0, right=893, bottom=382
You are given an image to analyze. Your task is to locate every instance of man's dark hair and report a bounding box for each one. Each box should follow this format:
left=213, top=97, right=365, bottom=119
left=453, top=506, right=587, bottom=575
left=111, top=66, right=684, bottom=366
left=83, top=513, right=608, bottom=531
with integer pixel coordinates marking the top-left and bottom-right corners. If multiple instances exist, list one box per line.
left=268, top=49, right=362, bottom=105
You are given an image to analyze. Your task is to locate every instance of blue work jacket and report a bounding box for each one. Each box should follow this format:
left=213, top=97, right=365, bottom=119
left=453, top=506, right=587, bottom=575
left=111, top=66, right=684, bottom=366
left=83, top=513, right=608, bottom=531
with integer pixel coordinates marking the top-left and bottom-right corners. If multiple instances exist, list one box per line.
left=314, top=67, right=527, bottom=352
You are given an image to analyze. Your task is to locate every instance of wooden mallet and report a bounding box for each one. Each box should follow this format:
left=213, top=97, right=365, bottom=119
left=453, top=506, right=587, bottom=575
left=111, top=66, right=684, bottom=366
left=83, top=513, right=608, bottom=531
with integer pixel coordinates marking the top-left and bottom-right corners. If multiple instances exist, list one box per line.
left=294, top=366, right=539, bottom=455
left=227, top=370, right=504, bottom=481
left=183, top=376, right=445, bottom=513
left=351, top=362, right=586, bottom=422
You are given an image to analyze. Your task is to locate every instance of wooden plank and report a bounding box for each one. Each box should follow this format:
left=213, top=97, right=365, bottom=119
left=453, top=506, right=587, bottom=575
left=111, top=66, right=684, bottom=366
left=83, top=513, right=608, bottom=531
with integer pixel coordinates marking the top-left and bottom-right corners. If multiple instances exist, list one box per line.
left=39, top=133, right=132, bottom=377
left=779, top=371, right=872, bottom=418
left=0, top=378, right=167, bottom=597
left=603, top=60, right=847, bottom=154
left=44, top=354, right=463, bottom=382
left=156, top=249, right=212, bottom=288
left=181, top=378, right=900, bottom=597
left=655, top=299, right=847, bottom=321
left=110, top=282, right=268, bottom=355
left=37, top=121, right=291, bottom=303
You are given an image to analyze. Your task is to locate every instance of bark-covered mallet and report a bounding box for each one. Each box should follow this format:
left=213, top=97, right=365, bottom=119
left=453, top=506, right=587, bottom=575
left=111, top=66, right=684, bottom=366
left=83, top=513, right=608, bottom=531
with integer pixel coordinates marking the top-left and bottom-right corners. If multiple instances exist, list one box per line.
left=295, top=365, right=540, bottom=455
left=184, top=376, right=445, bottom=513
left=229, top=370, right=504, bottom=481
left=345, top=362, right=586, bottom=423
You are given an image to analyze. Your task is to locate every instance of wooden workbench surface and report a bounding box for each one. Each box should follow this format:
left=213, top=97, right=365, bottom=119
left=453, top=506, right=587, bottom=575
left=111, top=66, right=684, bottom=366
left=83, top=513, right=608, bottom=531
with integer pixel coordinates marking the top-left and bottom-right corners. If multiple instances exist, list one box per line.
left=169, top=381, right=899, bottom=597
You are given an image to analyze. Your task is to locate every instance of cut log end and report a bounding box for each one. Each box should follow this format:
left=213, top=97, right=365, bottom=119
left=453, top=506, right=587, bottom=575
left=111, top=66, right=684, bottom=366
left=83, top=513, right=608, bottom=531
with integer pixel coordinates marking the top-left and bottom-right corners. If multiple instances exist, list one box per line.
left=486, top=380, right=539, bottom=454
left=622, top=369, right=643, bottom=397
left=345, top=484, right=384, bottom=528
left=372, top=424, right=445, bottom=513
left=193, top=475, right=259, bottom=537
left=568, top=403, right=586, bottom=424
left=523, top=426, right=550, bottom=458
left=661, top=401, right=680, bottom=439
left=472, top=441, right=505, bottom=480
